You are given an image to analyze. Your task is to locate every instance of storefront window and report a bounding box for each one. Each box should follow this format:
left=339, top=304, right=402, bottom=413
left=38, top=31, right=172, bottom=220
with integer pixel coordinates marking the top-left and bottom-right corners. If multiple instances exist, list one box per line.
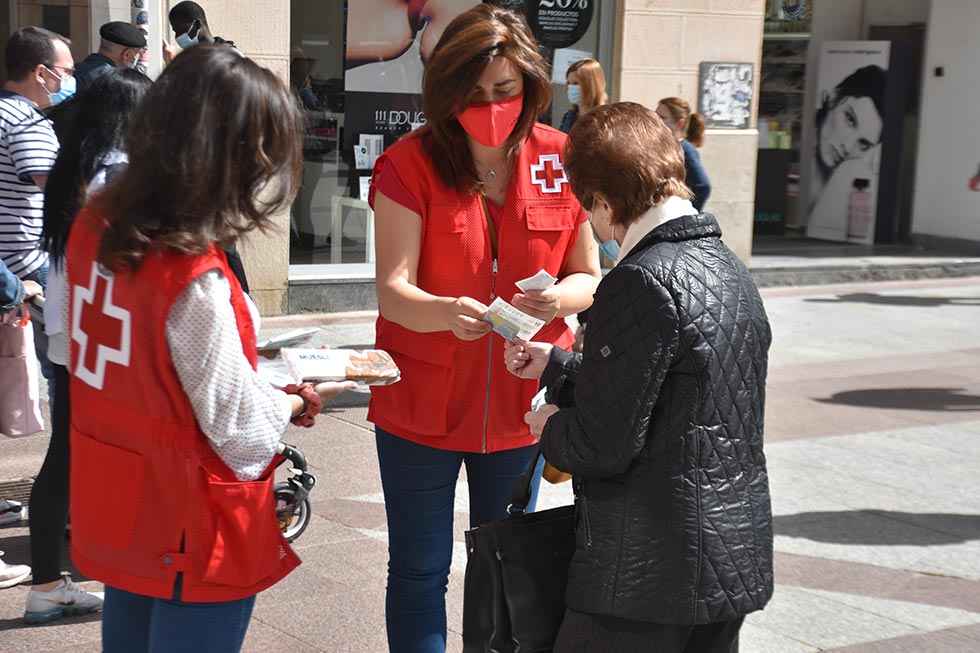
left=289, top=1, right=611, bottom=276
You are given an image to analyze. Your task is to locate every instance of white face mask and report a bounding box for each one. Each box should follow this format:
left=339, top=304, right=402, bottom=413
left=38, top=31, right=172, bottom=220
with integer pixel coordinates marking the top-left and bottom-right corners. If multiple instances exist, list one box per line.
left=176, top=31, right=199, bottom=49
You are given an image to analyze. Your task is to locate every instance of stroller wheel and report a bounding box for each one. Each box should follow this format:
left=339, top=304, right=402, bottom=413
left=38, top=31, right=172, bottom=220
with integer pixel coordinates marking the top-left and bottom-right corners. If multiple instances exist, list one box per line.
left=274, top=484, right=312, bottom=543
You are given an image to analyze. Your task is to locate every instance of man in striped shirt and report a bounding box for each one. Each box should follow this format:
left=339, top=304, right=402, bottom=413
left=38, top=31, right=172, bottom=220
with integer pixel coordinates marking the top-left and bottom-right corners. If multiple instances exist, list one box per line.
left=1, top=27, right=74, bottom=403
left=0, top=27, right=72, bottom=281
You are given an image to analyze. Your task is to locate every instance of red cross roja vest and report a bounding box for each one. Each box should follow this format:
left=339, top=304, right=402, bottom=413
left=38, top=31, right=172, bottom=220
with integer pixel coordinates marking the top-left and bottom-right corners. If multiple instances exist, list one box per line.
left=369, top=124, right=583, bottom=453
left=66, top=207, right=299, bottom=602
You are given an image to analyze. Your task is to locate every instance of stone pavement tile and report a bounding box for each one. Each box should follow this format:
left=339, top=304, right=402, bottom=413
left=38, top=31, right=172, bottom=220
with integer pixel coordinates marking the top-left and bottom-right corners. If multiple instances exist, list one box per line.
left=252, top=585, right=388, bottom=653
left=825, top=623, right=980, bottom=652
left=765, top=370, right=980, bottom=442
left=748, top=586, right=968, bottom=650
left=315, top=498, right=388, bottom=531
left=289, top=535, right=389, bottom=588
left=768, top=348, right=980, bottom=383
left=763, top=280, right=980, bottom=369
left=775, top=552, right=980, bottom=614
left=801, top=588, right=980, bottom=631
left=327, top=406, right=373, bottom=432
left=242, top=619, right=324, bottom=653
left=255, top=554, right=356, bottom=613
left=285, top=513, right=370, bottom=553
left=0, top=432, right=50, bottom=480
left=767, top=429, right=980, bottom=515
left=740, top=621, right=819, bottom=652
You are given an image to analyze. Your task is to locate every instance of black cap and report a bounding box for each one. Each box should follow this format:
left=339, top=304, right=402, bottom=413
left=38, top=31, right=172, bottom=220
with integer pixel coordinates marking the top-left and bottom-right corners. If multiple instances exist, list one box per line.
left=100, top=22, right=147, bottom=48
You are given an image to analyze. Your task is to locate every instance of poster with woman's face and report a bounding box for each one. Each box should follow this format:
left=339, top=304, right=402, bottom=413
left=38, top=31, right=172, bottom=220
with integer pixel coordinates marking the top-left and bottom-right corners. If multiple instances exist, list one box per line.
left=342, top=0, right=481, bottom=156
left=345, top=0, right=481, bottom=94
left=806, top=42, right=890, bottom=245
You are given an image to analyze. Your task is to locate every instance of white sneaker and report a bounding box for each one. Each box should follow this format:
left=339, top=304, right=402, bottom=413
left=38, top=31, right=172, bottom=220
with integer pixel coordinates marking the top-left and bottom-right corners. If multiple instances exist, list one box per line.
left=0, top=499, right=23, bottom=526
left=24, top=577, right=103, bottom=624
left=0, top=552, right=31, bottom=589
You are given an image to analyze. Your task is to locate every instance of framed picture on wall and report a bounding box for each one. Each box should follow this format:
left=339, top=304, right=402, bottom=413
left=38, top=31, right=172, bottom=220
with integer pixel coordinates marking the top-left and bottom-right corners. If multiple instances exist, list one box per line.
left=698, top=62, right=754, bottom=129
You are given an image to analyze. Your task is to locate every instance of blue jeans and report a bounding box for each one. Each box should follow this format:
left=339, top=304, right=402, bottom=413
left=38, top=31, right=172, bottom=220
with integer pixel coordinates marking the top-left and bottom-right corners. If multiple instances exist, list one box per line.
left=375, top=428, right=543, bottom=653
left=102, top=586, right=255, bottom=653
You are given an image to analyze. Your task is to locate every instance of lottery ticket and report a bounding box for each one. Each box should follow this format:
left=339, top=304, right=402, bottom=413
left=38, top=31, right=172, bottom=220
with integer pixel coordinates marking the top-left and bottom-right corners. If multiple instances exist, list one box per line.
left=484, top=297, right=545, bottom=342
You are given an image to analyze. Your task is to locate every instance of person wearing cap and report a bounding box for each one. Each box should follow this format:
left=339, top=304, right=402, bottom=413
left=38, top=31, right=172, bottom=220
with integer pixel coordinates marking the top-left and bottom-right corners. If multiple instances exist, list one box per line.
left=75, top=22, right=147, bottom=91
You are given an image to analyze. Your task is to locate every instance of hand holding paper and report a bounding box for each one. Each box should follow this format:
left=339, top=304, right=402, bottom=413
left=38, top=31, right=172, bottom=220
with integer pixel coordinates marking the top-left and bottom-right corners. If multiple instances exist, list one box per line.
left=513, top=269, right=560, bottom=322
left=484, top=298, right=545, bottom=343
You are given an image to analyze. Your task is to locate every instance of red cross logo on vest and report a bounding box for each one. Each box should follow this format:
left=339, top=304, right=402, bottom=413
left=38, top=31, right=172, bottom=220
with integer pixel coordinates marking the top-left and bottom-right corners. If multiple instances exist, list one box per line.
left=530, top=154, right=568, bottom=194
left=72, top=262, right=132, bottom=390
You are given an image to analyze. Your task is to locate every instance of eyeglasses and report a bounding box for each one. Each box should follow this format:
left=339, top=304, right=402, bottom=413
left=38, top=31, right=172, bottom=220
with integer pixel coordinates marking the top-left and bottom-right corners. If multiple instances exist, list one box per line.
left=46, top=65, right=75, bottom=78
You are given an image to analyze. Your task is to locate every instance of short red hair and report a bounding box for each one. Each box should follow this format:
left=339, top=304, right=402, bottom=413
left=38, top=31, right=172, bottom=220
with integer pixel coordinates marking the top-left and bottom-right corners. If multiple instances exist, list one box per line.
left=565, top=102, right=691, bottom=226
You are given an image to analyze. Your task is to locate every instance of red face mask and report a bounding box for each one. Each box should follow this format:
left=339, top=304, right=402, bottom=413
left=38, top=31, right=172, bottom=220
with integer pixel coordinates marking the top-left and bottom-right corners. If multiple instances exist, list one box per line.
left=457, top=93, right=524, bottom=148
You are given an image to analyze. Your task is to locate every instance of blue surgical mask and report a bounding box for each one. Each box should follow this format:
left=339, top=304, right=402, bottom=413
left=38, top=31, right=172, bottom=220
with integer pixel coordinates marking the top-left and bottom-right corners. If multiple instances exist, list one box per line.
left=45, top=69, right=76, bottom=106
left=599, top=239, right=621, bottom=261
left=567, top=84, right=582, bottom=105
left=176, top=31, right=199, bottom=49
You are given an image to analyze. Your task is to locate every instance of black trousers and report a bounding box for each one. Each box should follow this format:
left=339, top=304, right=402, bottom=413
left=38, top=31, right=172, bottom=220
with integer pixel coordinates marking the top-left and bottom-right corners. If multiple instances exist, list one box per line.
left=554, top=609, right=744, bottom=653
left=29, top=363, right=70, bottom=585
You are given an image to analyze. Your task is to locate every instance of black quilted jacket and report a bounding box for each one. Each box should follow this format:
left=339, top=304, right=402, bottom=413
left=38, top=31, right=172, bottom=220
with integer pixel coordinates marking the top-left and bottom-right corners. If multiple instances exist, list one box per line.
left=540, top=213, right=773, bottom=625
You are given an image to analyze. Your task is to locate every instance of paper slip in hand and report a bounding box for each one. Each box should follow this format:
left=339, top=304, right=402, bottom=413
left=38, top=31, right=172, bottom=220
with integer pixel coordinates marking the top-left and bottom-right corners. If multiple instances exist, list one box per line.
left=531, top=387, right=548, bottom=412
left=515, top=269, right=558, bottom=293
left=484, top=298, right=545, bottom=342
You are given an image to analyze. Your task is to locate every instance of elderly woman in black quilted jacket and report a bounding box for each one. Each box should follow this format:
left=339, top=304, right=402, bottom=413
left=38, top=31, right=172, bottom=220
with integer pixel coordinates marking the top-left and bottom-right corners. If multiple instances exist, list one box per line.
left=504, top=102, right=774, bottom=653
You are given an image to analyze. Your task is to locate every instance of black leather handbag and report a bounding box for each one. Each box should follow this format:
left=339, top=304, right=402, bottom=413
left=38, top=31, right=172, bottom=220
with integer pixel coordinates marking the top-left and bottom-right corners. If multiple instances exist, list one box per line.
left=462, top=449, right=576, bottom=653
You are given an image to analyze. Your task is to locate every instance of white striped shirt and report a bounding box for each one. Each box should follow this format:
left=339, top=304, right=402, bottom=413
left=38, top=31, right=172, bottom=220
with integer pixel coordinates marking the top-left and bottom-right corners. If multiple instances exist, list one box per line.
left=0, top=91, right=59, bottom=278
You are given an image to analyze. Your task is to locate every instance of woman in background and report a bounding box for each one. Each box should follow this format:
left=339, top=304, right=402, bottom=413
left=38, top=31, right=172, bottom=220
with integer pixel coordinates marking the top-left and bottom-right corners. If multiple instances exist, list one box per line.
left=657, top=97, right=712, bottom=211
left=25, top=68, right=151, bottom=625
left=560, top=58, right=608, bottom=134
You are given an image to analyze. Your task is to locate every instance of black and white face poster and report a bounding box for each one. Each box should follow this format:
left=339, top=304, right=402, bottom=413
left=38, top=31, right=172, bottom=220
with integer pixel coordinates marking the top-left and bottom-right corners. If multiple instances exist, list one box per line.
left=343, top=0, right=480, bottom=162
left=806, top=42, right=890, bottom=245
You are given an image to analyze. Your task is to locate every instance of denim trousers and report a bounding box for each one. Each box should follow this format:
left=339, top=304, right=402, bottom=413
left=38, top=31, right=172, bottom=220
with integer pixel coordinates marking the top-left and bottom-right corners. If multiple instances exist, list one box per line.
left=375, top=428, right=543, bottom=653
left=102, top=586, right=256, bottom=653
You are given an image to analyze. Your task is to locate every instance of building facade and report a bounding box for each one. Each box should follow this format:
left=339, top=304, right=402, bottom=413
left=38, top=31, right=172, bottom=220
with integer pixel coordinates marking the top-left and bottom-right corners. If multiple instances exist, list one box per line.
left=6, top=1, right=975, bottom=315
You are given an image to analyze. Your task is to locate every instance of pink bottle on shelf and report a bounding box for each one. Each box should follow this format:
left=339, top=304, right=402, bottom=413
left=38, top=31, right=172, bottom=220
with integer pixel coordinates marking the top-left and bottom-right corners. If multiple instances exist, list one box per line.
left=847, top=178, right=873, bottom=241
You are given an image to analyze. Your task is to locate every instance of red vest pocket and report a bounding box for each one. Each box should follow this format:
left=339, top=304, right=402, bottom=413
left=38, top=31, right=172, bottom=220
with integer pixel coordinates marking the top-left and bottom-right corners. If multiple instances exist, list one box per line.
left=71, top=429, right=145, bottom=554
left=201, top=474, right=285, bottom=588
left=372, top=347, right=457, bottom=437
left=525, top=204, right=576, bottom=231
left=524, top=205, right=577, bottom=266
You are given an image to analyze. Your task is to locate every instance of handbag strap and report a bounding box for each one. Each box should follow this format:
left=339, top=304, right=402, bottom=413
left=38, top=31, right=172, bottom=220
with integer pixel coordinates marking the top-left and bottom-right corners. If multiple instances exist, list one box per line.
left=506, top=446, right=543, bottom=516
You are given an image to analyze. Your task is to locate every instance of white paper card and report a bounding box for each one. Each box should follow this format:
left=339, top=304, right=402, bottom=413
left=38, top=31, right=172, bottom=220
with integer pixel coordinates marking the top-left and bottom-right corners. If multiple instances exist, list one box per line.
left=359, top=176, right=372, bottom=201
left=515, top=269, right=558, bottom=293
left=531, top=387, right=548, bottom=412
left=552, top=48, right=593, bottom=85
left=484, top=298, right=545, bottom=342
left=256, top=327, right=321, bottom=352
left=256, top=356, right=297, bottom=388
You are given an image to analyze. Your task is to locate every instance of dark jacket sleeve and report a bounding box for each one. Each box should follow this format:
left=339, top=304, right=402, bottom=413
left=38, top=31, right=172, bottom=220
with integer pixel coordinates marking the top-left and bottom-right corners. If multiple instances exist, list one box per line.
left=683, top=140, right=711, bottom=211
left=541, top=264, right=679, bottom=478
left=0, top=259, right=25, bottom=311
left=541, top=346, right=582, bottom=408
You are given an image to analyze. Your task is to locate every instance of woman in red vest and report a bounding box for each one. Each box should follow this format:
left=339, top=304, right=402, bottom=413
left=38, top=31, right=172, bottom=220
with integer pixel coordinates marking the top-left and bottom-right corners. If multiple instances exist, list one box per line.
left=65, top=47, right=353, bottom=652
left=370, top=5, right=601, bottom=651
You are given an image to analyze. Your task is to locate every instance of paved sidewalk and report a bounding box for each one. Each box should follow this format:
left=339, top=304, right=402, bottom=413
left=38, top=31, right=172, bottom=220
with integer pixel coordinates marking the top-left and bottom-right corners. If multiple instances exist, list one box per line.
left=1, top=278, right=979, bottom=651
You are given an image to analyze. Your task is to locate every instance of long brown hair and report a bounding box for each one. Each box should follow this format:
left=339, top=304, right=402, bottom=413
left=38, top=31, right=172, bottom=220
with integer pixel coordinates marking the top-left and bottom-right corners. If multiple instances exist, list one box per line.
left=658, top=97, right=706, bottom=148
left=420, top=4, right=551, bottom=194
left=567, top=58, right=608, bottom=113
left=97, top=46, right=303, bottom=271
